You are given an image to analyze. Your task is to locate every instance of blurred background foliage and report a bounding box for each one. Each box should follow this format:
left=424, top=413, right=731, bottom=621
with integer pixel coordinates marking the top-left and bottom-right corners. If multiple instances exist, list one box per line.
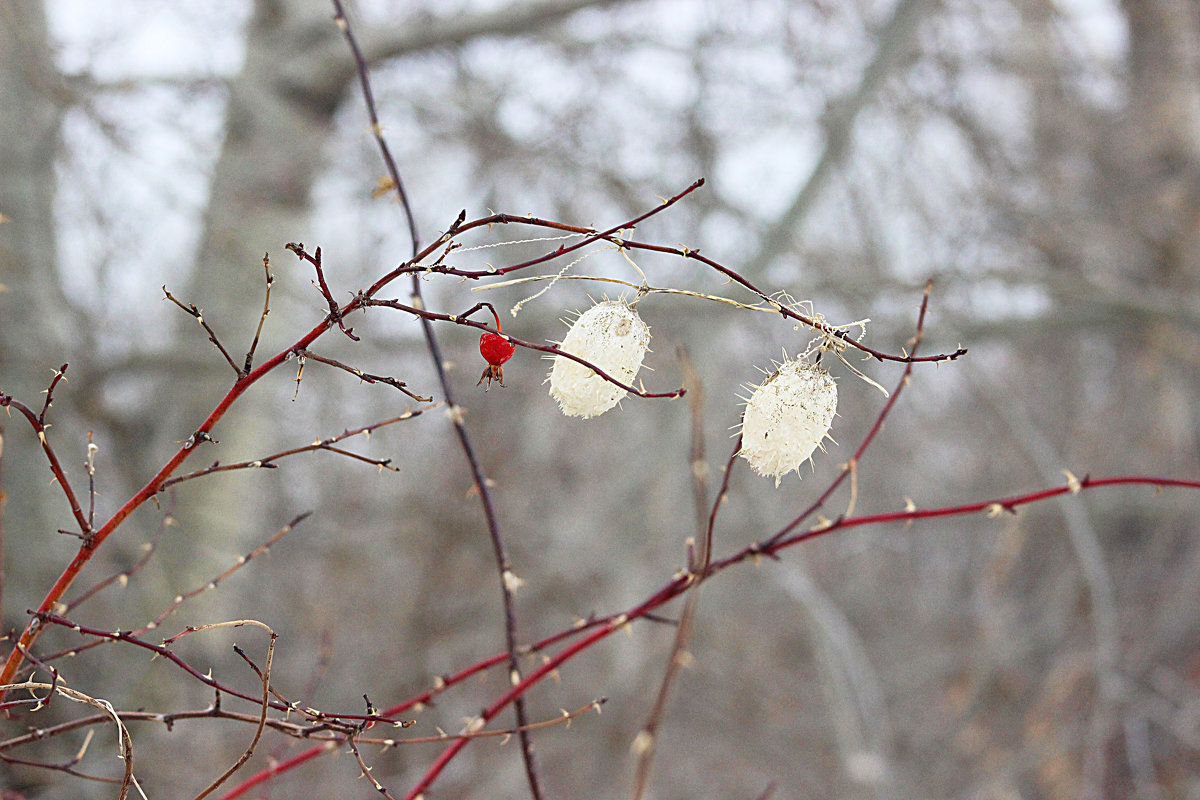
left=1, top=0, right=1198, bottom=797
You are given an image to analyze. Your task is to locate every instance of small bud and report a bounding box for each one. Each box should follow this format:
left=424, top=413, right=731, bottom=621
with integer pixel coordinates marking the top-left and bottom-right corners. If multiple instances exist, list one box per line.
left=631, top=729, right=654, bottom=756
left=738, top=359, right=837, bottom=486
left=549, top=300, right=650, bottom=418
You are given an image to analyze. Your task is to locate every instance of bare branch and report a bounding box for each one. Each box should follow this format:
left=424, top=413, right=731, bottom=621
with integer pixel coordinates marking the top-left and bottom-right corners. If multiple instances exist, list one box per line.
left=242, top=252, right=275, bottom=374
left=163, top=286, right=242, bottom=375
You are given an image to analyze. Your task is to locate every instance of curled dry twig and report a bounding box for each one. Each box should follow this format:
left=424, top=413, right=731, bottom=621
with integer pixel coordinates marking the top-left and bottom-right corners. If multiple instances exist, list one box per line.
left=0, top=681, right=139, bottom=800
left=190, top=620, right=276, bottom=800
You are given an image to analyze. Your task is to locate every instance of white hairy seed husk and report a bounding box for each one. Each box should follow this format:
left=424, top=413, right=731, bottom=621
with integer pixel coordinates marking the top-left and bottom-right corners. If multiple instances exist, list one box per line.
left=739, top=359, right=837, bottom=486
left=549, top=300, right=650, bottom=418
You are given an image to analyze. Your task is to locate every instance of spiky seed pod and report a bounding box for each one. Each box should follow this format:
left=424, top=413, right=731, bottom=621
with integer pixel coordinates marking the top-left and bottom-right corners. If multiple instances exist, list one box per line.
left=549, top=300, right=650, bottom=418
left=738, top=359, right=837, bottom=486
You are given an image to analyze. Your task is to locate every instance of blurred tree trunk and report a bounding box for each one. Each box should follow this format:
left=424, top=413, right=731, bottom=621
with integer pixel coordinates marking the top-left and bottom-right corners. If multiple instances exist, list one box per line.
left=164, top=0, right=352, bottom=550
left=1119, top=0, right=1200, bottom=289
left=191, top=0, right=349, bottom=322
left=985, top=3, right=1200, bottom=797
left=1115, top=0, right=1200, bottom=466
left=0, top=0, right=77, bottom=627
left=0, top=2, right=67, bottom=349
left=166, top=0, right=633, bottom=548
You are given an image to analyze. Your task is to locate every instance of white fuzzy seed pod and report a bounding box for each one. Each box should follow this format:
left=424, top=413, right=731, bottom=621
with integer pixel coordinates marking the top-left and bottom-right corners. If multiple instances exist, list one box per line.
left=738, top=359, right=837, bottom=486
left=549, top=300, right=650, bottom=418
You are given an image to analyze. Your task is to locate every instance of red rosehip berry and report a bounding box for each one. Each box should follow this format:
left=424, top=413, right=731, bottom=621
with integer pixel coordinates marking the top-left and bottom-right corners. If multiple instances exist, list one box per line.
left=479, top=331, right=515, bottom=366
left=477, top=330, right=515, bottom=390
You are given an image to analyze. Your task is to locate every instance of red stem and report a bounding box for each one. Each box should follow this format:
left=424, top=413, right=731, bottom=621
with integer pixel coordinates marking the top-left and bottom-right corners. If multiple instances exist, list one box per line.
left=214, top=470, right=1200, bottom=798
left=404, top=474, right=1199, bottom=797
left=0, top=313, right=334, bottom=691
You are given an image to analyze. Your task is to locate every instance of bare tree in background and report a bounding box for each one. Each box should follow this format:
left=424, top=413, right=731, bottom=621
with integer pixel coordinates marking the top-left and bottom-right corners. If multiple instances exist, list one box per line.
left=1, top=1, right=1198, bottom=798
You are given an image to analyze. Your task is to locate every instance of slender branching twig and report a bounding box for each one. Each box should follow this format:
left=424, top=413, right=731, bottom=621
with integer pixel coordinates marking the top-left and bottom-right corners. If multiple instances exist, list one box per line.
left=1, top=376, right=91, bottom=540
left=285, top=243, right=361, bottom=341
left=328, top=3, right=544, bottom=797
left=158, top=412, right=430, bottom=490
left=163, top=286, right=242, bottom=375
left=631, top=347, right=708, bottom=800
left=243, top=252, right=274, bottom=374
left=191, top=622, right=276, bottom=800
left=291, top=349, right=431, bottom=402
left=34, top=514, right=308, bottom=671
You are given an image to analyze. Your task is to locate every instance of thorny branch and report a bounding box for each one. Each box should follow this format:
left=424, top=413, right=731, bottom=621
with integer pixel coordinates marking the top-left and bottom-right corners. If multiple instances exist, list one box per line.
left=5, top=203, right=1185, bottom=799
left=361, top=295, right=686, bottom=400
left=37, top=514, right=307, bottom=668
left=158, top=414, right=428, bottom=490
left=290, top=349, right=431, bottom=402
left=328, top=3, right=542, bottom=798
left=285, top=242, right=360, bottom=341
left=2, top=160, right=1182, bottom=800
left=243, top=252, right=274, bottom=374
left=163, top=286, right=243, bottom=375
left=398, top=474, right=1200, bottom=800
left=0, top=681, right=138, bottom=799
left=0, top=11, right=1183, bottom=798
left=0, top=374, right=91, bottom=540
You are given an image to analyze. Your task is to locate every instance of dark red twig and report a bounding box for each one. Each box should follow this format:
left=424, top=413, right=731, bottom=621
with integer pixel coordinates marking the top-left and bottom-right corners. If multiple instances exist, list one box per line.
left=360, top=181, right=703, bottom=300
left=0, top=388, right=90, bottom=540
left=292, top=349, right=431, bottom=402
left=36, top=514, right=308, bottom=671
left=159, top=414, right=425, bottom=490
left=362, top=297, right=686, bottom=400
left=361, top=200, right=964, bottom=366
left=401, top=472, right=1198, bottom=798
left=163, top=286, right=242, bottom=375
left=326, top=3, right=544, bottom=796
left=285, top=243, right=360, bottom=341
left=32, top=614, right=282, bottom=714
left=242, top=252, right=274, bottom=374
left=32, top=612, right=398, bottom=733
left=37, top=364, right=67, bottom=423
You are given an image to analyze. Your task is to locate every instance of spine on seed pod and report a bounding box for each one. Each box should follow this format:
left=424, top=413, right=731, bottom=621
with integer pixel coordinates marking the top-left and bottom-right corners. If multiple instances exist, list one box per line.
left=548, top=299, right=650, bottom=418
left=738, top=357, right=837, bottom=486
